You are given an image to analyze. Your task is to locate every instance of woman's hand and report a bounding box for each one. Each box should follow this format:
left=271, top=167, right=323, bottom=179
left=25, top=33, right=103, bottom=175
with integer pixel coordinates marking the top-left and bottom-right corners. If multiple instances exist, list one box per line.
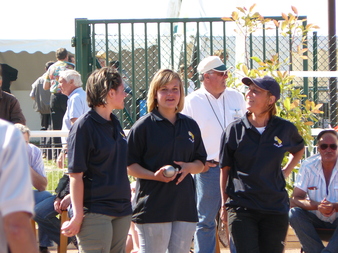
left=173, top=160, right=204, bottom=185
left=202, top=161, right=218, bottom=173
left=61, top=217, right=83, bottom=237
left=220, top=206, right=228, bottom=225
left=154, top=166, right=178, bottom=183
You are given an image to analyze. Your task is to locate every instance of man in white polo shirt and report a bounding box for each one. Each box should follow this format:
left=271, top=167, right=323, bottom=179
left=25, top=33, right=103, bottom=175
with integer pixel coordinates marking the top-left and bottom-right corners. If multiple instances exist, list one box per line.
left=57, top=69, right=89, bottom=167
left=182, top=56, right=246, bottom=253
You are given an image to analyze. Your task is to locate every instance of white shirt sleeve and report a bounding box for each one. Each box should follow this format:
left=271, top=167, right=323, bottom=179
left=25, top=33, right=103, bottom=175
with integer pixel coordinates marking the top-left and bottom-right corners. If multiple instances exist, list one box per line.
left=0, top=123, right=34, bottom=217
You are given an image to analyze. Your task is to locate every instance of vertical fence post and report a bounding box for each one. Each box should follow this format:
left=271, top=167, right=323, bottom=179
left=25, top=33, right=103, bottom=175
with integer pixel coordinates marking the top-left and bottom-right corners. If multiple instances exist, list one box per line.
left=328, top=0, right=337, bottom=127
left=75, top=18, right=91, bottom=87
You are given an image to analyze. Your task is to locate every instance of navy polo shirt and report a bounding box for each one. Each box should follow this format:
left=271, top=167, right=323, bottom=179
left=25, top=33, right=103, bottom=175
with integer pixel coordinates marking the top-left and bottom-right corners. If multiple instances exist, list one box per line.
left=67, top=109, right=132, bottom=217
left=220, top=114, right=304, bottom=214
left=127, top=109, right=207, bottom=223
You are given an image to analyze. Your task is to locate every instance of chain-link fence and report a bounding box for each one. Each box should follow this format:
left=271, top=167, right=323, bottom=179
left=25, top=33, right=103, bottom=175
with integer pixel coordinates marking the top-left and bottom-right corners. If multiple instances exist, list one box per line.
left=74, top=17, right=337, bottom=129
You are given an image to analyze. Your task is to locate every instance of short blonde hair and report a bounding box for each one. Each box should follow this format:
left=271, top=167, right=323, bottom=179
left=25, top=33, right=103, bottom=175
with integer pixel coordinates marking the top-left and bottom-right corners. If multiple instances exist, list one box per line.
left=147, top=69, right=184, bottom=113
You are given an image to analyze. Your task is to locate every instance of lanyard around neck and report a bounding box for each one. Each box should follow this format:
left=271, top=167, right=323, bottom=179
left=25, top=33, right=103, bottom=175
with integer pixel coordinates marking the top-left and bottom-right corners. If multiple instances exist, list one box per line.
left=205, top=94, right=226, bottom=131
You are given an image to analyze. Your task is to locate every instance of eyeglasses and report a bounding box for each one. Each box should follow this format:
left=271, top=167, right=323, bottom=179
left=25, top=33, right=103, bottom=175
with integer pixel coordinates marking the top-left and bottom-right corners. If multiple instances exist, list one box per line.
left=319, top=144, right=338, bottom=150
left=211, top=71, right=228, bottom=78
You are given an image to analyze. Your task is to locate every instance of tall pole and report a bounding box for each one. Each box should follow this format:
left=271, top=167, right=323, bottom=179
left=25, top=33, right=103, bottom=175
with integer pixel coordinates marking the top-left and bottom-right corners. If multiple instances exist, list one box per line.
left=328, top=0, right=337, bottom=127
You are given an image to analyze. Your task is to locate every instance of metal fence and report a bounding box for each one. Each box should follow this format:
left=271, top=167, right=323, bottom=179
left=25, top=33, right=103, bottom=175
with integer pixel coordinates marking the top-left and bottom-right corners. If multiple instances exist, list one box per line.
left=32, top=129, right=319, bottom=193
left=73, top=17, right=337, bottom=129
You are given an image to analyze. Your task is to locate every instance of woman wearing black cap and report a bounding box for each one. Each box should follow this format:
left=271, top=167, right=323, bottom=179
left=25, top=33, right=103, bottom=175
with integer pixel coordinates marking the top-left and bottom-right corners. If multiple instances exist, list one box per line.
left=219, top=75, right=305, bottom=253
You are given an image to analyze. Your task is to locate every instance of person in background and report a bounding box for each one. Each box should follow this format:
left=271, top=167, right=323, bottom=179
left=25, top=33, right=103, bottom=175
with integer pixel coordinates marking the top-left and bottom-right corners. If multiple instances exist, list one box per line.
left=290, top=129, right=338, bottom=253
left=62, top=67, right=132, bottom=253
left=43, top=48, right=74, bottom=161
left=179, top=64, right=195, bottom=95
left=32, top=174, right=77, bottom=251
left=30, top=61, right=55, bottom=159
left=0, top=63, right=18, bottom=93
left=0, top=65, right=26, bottom=124
left=14, top=123, right=53, bottom=253
left=68, top=54, right=75, bottom=65
left=127, top=69, right=207, bottom=253
left=56, top=69, right=89, bottom=168
left=181, top=56, right=246, bottom=253
left=96, top=51, right=110, bottom=67
left=213, top=49, right=228, bottom=63
left=219, top=76, right=305, bottom=253
left=0, top=119, right=38, bottom=253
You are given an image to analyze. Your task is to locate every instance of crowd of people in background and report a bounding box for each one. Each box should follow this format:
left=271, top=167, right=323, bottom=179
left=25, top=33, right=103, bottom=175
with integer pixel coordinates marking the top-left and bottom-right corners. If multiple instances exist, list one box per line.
left=1, top=48, right=338, bottom=253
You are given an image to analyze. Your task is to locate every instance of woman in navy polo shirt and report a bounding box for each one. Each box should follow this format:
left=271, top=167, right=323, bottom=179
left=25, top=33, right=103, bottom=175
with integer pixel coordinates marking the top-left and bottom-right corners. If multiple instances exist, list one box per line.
left=61, top=67, right=132, bottom=253
left=127, top=69, right=207, bottom=253
left=219, top=76, right=305, bottom=253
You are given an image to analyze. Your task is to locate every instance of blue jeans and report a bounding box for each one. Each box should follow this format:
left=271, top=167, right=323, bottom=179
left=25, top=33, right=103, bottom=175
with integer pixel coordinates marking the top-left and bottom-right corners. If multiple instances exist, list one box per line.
left=228, top=207, right=288, bottom=253
left=136, top=222, right=196, bottom=253
left=34, top=194, right=72, bottom=246
left=34, top=190, right=54, bottom=247
left=289, top=207, right=338, bottom=253
left=194, top=166, right=221, bottom=253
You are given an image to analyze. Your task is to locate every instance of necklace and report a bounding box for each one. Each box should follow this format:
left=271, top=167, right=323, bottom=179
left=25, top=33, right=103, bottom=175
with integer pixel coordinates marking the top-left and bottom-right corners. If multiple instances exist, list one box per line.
left=205, top=94, right=226, bottom=131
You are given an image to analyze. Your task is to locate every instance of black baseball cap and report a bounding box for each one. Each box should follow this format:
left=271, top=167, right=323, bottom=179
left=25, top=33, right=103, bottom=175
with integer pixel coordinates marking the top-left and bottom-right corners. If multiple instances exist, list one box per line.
left=242, top=76, right=281, bottom=101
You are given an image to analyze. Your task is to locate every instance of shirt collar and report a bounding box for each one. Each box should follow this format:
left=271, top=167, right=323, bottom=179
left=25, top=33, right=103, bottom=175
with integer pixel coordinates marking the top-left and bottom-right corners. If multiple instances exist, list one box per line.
left=68, top=87, right=82, bottom=98
left=150, top=108, right=184, bottom=122
left=243, top=112, right=277, bottom=130
left=89, top=109, right=117, bottom=125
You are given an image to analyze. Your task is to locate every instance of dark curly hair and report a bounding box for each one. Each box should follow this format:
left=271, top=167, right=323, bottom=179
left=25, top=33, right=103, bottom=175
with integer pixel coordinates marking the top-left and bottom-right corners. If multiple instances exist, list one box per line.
left=86, top=67, right=123, bottom=108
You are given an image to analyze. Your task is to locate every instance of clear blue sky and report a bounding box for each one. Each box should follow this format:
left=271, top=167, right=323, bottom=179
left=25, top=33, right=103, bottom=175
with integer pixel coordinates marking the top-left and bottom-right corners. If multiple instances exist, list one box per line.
left=0, top=0, right=335, bottom=40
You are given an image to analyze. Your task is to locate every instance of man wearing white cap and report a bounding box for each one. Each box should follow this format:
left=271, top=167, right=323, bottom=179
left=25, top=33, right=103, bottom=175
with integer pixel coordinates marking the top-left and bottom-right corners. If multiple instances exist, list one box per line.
left=182, top=56, right=246, bottom=253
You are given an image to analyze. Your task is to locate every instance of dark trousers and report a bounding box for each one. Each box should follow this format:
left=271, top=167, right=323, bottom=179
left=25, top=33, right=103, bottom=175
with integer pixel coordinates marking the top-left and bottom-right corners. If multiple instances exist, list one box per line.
left=50, top=93, right=68, bottom=159
left=40, top=113, right=52, bottom=159
left=228, top=207, right=289, bottom=253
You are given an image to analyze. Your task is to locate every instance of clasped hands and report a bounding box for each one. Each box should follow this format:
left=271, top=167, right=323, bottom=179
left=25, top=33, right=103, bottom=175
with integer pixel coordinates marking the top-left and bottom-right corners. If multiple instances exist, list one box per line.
left=318, top=198, right=336, bottom=217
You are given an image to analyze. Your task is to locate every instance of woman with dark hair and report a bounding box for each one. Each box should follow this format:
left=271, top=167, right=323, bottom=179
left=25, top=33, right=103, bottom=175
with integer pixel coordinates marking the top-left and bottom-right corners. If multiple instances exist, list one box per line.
left=61, top=67, right=132, bottom=253
left=127, top=69, right=206, bottom=253
left=219, top=75, right=305, bottom=253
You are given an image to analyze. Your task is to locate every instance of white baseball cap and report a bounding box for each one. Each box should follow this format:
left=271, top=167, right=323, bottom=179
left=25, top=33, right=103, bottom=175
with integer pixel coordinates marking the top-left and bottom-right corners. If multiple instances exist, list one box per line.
left=197, top=56, right=227, bottom=73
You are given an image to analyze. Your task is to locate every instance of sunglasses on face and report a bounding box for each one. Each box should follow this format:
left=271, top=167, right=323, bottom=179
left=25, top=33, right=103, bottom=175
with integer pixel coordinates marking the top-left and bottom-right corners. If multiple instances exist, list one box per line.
left=319, top=144, right=338, bottom=150
left=210, top=71, right=228, bottom=78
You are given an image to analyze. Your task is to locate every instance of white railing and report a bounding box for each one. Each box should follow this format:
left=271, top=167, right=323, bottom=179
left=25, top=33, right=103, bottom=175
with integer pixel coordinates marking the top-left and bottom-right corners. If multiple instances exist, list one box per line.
left=33, top=128, right=321, bottom=192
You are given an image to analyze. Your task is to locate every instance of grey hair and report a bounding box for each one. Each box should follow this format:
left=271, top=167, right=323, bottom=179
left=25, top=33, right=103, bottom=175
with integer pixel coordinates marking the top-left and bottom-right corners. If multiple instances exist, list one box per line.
left=14, top=123, right=30, bottom=138
left=59, top=70, right=83, bottom=87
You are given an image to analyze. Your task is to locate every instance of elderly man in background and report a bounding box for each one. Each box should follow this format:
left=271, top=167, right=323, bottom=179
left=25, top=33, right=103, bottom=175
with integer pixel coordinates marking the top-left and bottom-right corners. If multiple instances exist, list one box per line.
left=181, top=56, right=246, bottom=253
left=57, top=69, right=89, bottom=167
left=290, top=129, right=338, bottom=253
left=0, top=67, right=26, bottom=124
left=0, top=119, right=38, bottom=253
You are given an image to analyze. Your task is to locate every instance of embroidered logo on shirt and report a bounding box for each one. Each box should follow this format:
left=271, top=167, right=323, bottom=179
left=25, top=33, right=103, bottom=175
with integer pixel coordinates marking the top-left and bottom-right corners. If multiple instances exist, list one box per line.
left=273, top=136, right=283, bottom=148
left=188, top=131, right=195, bottom=143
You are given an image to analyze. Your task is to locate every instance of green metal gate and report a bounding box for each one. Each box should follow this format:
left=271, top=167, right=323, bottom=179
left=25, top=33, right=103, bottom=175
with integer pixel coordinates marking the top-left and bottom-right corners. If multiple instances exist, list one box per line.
left=73, top=17, right=337, bottom=129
